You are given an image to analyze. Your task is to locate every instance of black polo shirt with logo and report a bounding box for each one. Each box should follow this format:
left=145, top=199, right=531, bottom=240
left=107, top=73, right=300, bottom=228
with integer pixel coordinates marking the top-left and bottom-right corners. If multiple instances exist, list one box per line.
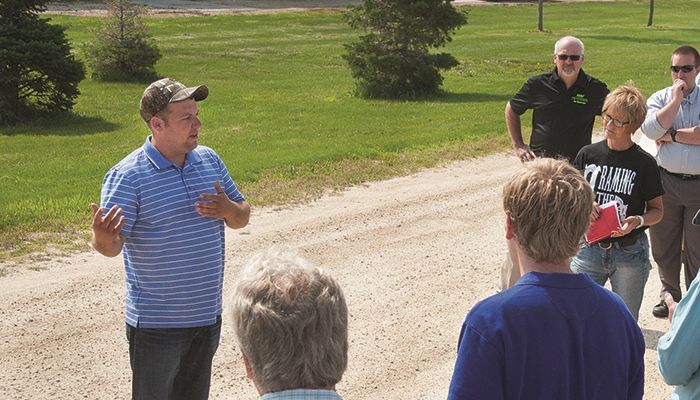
left=509, top=68, right=609, bottom=162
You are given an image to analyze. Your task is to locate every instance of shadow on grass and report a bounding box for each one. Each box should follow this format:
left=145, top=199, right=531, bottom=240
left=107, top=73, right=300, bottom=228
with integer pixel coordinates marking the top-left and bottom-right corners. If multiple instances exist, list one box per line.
left=642, top=327, right=665, bottom=350
left=377, top=91, right=510, bottom=104
left=0, top=112, right=120, bottom=137
left=590, top=34, right=695, bottom=46
left=429, top=91, right=510, bottom=104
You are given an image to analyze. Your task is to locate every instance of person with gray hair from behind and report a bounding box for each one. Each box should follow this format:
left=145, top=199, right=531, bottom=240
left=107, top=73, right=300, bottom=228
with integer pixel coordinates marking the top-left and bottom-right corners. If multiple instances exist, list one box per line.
left=228, top=248, right=348, bottom=400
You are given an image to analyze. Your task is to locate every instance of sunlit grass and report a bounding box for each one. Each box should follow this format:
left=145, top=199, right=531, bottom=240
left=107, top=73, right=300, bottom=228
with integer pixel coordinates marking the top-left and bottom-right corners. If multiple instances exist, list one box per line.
left=1, top=0, right=699, bottom=260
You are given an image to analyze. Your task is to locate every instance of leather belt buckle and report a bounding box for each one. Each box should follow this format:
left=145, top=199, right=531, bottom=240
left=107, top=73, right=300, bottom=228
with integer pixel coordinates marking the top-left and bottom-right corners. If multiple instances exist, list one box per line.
left=598, top=242, right=613, bottom=250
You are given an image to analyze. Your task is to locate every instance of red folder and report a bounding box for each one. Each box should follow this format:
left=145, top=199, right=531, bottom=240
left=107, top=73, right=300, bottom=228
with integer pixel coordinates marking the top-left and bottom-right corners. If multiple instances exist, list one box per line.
left=585, top=201, right=621, bottom=244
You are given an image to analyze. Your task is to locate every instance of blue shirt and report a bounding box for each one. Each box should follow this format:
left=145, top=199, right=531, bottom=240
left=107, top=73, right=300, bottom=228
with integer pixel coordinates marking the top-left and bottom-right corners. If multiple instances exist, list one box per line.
left=658, top=275, right=700, bottom=400
left=261, top=389, right=342, bottom=400
left=100, top=136, right=244, bottom=328
left=641, top=85, right=700, bottom=175
left=448, top=272, right=645, bottom=400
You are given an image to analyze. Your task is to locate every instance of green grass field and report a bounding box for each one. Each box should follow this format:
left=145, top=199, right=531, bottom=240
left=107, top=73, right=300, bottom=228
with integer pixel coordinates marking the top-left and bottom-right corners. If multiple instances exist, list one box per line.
left=1, top=0, right=698, bottom=260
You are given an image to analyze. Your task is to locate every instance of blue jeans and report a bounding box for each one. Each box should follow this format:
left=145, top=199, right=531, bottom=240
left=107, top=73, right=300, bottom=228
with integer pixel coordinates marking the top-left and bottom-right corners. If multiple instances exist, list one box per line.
left=126, top=316, right=221, bottom=400
left=570, top=235, right=651, bottom=320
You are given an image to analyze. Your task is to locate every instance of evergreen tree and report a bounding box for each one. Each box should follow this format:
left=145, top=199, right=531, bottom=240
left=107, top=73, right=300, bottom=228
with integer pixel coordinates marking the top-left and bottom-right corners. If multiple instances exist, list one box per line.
left=0, top=0, right=85, bottom=125
left=84, top=0, right=161, bottom=81
left=343, top=0, right=467, bottom=98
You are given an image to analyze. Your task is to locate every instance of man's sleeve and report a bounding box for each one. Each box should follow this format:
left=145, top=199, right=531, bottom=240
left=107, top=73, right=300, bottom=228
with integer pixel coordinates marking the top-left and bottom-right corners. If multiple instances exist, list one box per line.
left=628, top=324, right=646, bottom=400
left=447, top=321, right=505, bottom=400
left=657, top=277, right=700, bottom=386
left=100, top=169, right=138, bottom=238
left=214, top=153, right=245, bottom=203
left=508, top=78, right=535, bottom=116
left=640, top=90, right=669, bottom=140
left=594, top=83, right=610, bottom=115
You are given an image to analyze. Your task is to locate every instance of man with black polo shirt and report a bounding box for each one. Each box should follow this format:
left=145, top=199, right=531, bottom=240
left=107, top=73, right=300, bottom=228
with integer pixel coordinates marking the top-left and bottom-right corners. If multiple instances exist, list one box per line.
left=500, top=36, right=609, bottom=289
left=641, top=45, right=700, bottom=320
left=505, top=35, right=609, bottom=163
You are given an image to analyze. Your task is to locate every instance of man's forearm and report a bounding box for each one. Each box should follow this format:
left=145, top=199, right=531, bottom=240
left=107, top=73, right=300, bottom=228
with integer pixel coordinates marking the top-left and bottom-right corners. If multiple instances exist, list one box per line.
left=505, top=103, right=525, bottom=147
left=675, top=126, right=700, bottom=145
left=224, top=200, right=251, bottom=229
left=654, top=98, right=682, bottom=132
left=91, top=235, right=124, bottom=257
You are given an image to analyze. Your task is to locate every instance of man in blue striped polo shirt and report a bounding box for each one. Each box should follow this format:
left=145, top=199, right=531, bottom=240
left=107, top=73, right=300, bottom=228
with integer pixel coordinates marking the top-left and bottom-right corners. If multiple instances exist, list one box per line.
left=90, top=77, right=251, bottom=400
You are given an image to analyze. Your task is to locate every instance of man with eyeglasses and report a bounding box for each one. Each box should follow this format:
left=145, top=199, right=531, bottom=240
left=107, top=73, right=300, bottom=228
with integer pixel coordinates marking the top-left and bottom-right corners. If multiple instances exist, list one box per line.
left=501, top=36, right=609, bottom=289
left=641, top=45, right=700, bottom=320
left=505, top=36, right=609, bottom=163
left=570, top=83, right=664, bottom=321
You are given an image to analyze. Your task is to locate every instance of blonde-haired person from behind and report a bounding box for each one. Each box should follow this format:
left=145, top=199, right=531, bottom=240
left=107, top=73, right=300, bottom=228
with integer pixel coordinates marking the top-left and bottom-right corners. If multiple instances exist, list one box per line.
left=448, top=158, right=645, bottom=399
left=228, top=247, right=348, bottom=400
left=501, top=35, right=610, bottom=290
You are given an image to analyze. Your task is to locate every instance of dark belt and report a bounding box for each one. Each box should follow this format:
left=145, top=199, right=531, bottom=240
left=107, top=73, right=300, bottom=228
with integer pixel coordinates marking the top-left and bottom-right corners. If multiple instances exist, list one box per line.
left=660, top=167, right=700, bottom=180
left=598, top=234, right=640, bottom=250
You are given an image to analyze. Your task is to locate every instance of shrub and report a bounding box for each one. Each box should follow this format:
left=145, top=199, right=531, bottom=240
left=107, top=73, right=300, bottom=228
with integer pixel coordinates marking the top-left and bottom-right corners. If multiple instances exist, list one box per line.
left=343, top=0, right=467, bottom=98
left=84, top=0, right=161, bottom=81
left=0, top=0, right=85, bottom=125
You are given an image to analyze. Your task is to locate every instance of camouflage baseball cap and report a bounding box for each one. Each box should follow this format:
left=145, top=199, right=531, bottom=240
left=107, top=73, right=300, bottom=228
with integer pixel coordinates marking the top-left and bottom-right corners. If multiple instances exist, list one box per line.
left=139, top=77, right=209, bottom=122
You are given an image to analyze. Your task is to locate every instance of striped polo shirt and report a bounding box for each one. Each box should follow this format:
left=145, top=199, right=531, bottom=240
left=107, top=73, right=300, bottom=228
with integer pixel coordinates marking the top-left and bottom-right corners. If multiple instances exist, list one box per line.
left=100, top=136, right=245, bottom=328
left=261, top=389, right=343, bottom=399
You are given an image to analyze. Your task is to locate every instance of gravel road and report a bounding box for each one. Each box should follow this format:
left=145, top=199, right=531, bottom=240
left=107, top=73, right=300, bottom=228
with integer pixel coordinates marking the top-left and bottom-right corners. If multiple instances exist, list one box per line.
left=0, top=151, right=673, bottom=399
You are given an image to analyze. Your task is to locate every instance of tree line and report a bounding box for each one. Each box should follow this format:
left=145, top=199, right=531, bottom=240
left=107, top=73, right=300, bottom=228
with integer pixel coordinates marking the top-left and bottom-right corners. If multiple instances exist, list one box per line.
left=0, top=0, right=660, bottom=125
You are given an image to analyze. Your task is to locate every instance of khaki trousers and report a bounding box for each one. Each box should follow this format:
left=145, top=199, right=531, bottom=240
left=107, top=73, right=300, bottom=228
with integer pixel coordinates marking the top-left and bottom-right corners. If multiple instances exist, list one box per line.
left=650, top=171, right=700, bottom=302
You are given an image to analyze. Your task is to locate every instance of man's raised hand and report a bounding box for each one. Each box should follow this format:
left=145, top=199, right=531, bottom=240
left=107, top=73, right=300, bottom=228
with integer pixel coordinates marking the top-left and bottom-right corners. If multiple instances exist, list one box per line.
left=195, top=181, right=234, bottom=220
left=90, top=203, right=125, bottom=257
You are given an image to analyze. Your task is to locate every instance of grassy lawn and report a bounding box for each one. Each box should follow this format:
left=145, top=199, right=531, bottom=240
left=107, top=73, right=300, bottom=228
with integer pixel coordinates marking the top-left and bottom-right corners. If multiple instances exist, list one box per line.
left=1, top=0, right=698, bottom=261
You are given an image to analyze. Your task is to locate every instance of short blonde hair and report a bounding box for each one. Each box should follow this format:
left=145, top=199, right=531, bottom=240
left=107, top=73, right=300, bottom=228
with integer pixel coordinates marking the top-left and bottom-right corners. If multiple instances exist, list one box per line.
left=503, top=158, right=594, bottom=263
left=602, top=82, right=647, bottom=131
left=229, top=247, right=348, bottom=393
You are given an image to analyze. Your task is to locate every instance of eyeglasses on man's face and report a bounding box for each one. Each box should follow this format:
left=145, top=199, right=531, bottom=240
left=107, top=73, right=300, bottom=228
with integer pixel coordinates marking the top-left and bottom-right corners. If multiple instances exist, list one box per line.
left=556, top=54, right=581, bottom=61
left=602, top=113, right=629, bottom=128
left=670, top=65, right=696, bottom=73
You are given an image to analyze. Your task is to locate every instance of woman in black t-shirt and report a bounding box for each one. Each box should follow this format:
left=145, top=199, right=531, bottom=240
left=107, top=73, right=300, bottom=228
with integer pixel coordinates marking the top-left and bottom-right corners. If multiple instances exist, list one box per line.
left=571, top=83, right=664, bottom=320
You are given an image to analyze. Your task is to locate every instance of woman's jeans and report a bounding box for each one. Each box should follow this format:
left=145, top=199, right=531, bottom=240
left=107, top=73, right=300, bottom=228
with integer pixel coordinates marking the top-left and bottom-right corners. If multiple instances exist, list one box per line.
left=125, top=316, right=222, bottom=400
left=571, top=235, right=651, bottom=320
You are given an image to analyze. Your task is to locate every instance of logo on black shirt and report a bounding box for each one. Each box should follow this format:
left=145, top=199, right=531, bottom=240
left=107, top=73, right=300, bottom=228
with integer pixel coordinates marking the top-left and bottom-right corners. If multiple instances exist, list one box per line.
left=571, top=93, right=588, bottom=105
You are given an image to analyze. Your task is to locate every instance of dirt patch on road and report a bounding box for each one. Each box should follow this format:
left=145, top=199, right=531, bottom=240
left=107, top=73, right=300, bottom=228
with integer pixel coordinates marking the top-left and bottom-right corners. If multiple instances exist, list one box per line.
left=0, top=152, right=673, bottom=399
left=12, top=3, right=669, bottom=398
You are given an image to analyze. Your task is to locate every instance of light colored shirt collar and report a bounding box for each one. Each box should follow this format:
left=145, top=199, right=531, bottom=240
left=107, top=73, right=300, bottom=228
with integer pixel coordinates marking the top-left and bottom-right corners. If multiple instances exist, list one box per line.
left=142, top=135, right=202, bottom=170
left=260, top=388, right=342, bottom=400
left=683, top=84, right=700, bottom=105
